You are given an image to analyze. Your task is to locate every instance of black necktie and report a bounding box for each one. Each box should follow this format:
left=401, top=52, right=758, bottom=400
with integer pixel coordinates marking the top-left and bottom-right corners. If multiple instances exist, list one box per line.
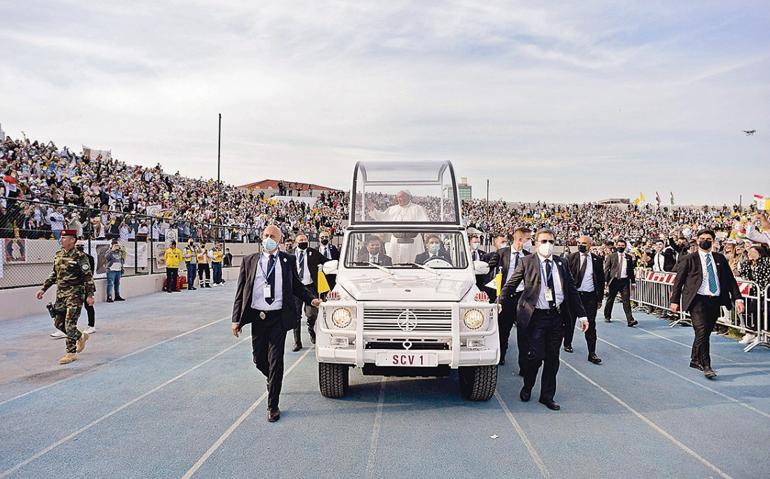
left=545, top=259, right=556, bottom=308
left=298, top=251, right=305, bottom=275
left=578, top=254, right=588, bottom=282
left=266, top=254, right=276, bottom=305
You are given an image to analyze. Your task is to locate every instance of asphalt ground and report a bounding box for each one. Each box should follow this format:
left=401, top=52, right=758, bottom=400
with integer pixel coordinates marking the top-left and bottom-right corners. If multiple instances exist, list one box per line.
left=1, top=283, right=769, bottom=479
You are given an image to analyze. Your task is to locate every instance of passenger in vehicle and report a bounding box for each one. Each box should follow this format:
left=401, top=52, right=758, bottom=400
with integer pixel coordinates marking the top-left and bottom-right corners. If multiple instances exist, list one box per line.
left=366, top=190, right=429, bottom=264
left=356, top=235, right=393, bottom=266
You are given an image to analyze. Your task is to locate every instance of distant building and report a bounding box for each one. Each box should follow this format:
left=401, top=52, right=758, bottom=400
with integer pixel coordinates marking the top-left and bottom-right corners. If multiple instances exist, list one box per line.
left=458, top=177, right=472, bottom=201
left=0, top=123, right=5, bottom=140
left=238, top=179, right=340, bottom=197
left=597, top=198, right=631, bottom=207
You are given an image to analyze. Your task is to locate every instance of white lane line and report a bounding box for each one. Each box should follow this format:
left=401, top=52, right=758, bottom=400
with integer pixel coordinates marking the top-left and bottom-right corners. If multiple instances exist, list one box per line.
left=634, top=326, right=770, bottom=377
left=181, top=347, right=313, bottom=479
left=560, top=359, right=733, bottom=479
left=597, top=336, right=770, bottom=421
left=0, top=337, right=249, bottom=479
left=364, top=378, right=387, bottom=479
left=494, top=390, right=550, bottom=479
left=0, top=315, right=230, bottom=408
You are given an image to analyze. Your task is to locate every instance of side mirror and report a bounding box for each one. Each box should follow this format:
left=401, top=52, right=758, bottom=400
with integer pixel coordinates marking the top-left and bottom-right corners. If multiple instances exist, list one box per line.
left=473, top=260, right=490, bottom=275
left=322, top=260, right=339, bottom=275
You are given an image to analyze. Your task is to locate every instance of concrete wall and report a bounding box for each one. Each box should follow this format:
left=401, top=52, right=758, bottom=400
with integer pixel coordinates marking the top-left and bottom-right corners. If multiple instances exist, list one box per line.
left=0, top=267, right=241, bottom=322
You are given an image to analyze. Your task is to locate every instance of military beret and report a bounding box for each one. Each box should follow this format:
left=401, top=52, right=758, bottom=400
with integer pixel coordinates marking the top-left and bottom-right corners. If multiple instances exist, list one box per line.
left=61, top=229, right=78, bottom=237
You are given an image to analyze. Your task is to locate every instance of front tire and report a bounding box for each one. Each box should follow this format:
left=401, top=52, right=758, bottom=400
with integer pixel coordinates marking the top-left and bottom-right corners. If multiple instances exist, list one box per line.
left=459, top=365, right=497, bottom=401
left=319, top=362, right=350, bottom=398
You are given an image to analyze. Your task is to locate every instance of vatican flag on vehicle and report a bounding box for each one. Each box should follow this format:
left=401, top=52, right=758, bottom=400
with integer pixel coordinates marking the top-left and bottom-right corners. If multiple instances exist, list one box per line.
left=485, top=272, right=503, bottom=296
left=317, top=271, right=331, bottom=294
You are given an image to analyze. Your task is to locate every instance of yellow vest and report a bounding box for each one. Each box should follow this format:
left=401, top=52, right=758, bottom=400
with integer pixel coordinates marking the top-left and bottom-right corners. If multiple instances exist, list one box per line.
left=165, top=248, right=182, bottom=268
left=183, top=247, right=196, bottom=263
left=197, top=249, right=209, bottom=263
left=212, top=250, right=223, bottom=263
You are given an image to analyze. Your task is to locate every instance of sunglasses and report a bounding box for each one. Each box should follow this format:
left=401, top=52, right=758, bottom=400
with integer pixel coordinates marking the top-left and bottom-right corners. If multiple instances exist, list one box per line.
left=539, top=239, right=555, bottom=244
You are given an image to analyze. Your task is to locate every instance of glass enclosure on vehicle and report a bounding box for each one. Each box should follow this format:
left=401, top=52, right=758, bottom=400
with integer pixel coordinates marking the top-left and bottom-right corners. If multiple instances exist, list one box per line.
left=350, top=161, right=460, bottom=225
left=344, top=230, right=468, bottom=269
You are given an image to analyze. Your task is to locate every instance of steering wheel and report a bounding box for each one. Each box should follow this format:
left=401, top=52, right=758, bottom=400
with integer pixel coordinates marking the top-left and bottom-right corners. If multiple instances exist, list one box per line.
left=424, top=257, right=452, bottom=268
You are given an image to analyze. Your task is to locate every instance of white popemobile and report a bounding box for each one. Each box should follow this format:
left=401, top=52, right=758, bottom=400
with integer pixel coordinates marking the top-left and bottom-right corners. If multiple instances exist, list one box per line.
left=316, top=161, right=499, bottom=400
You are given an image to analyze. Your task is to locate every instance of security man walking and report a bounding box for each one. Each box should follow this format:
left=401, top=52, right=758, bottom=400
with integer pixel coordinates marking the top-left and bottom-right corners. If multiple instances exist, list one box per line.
left=35, top=229, right=96, bottom=365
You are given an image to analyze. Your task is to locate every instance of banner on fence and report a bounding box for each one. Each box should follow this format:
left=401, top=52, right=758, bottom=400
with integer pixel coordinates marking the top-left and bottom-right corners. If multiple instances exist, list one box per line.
left=642, top=270, right=753, bottom=296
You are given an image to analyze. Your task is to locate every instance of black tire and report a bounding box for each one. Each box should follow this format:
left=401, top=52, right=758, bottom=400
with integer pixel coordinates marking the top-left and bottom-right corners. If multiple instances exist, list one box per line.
left=318, top=362, right=349, bottom=398
left=459, top=365, right=497, bottom=401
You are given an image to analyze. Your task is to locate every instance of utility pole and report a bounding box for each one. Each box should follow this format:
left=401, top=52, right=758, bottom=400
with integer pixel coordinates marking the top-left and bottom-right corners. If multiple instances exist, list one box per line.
left=216, top=113, right=222, bottom=237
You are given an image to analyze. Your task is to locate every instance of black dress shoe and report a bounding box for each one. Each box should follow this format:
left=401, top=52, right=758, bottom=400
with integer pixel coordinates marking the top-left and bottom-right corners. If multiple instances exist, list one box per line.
left=106, top=298, right=114, bottom=303
left=627, top=319, right=638, bottom=327
left=519, top=387, right=531, bottom=402
left=310, top=335, right=316, bottom=345
left=115, top=297, right=126, bottom=302
left=689, top=361, right=704, bottom=371
left=588, top=354, right=602, bottom=364
left=499, top=358, right=506, bottom=366
left=604, top=317, right=612, bottom=323
left=517, top=369, right=524, bottom=377
left=539, top=399, right=560, bottom=411
left=563, top=345, right=574, bottom=353
left=292, top=343, right=302, bottom=352
left=703, top=367, right=717, bottom=379
left=268, top=408, right=281, bottom=422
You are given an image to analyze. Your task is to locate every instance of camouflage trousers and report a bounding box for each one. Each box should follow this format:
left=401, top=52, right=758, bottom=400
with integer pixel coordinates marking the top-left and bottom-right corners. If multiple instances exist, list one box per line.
left=53, top=288, right=84, bottom=354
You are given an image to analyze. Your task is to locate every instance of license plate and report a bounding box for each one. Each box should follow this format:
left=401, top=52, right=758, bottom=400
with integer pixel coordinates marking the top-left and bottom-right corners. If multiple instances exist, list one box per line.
left=375, top=351, right=438, bottom=367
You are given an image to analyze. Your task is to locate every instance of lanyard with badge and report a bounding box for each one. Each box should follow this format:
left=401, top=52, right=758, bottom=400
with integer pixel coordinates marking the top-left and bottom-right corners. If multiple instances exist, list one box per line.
left=258, top=255, right=277, bottom=300
left=540, top=259, right=554, bottom=303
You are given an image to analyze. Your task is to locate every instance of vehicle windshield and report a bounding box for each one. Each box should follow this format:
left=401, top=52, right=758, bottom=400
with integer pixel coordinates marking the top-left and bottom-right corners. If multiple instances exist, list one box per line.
left=350, top=161, right=460, bottom=225
left=344, top=231, right=468, bottom=269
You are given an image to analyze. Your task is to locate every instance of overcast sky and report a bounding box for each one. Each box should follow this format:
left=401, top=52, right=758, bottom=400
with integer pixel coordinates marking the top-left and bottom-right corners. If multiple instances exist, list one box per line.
left=2, top=0, right=769, bottom=204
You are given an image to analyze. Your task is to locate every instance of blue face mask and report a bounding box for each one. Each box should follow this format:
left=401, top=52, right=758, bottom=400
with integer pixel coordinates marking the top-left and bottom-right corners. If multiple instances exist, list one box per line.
left=263, top=237, right=278, bottom=251
left=429, top=243, right=441, bottom=254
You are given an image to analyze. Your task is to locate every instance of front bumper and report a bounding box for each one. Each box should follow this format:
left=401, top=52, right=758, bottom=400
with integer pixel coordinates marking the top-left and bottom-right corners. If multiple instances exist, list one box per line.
left=316, top=301, right=500, bottom=368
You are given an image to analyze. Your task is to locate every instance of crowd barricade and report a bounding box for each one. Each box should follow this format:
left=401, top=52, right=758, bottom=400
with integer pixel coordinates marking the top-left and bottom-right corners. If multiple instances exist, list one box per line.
left=631, top=268, right=769, bottom=353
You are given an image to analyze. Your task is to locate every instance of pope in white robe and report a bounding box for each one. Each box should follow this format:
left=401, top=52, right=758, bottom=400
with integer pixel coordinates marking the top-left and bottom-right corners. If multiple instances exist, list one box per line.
left=367, top=191, right=430, bottom=264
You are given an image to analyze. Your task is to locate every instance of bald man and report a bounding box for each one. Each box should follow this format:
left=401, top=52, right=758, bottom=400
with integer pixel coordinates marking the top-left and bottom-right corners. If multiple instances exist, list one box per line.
left=232, top=225, right=321, bottom=422
left=566, top=236, right=605, bottom=364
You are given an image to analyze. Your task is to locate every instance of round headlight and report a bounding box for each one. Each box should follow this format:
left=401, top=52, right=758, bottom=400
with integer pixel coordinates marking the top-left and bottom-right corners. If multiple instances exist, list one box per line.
left=331, top=308, right=353, bottom=328
left=463, top=309, right=485, bottom=330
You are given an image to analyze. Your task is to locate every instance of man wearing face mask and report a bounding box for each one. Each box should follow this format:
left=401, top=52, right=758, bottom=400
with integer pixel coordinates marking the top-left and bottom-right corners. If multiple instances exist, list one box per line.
left=566, top=236, right=605, bottom=363
left=415, top=235, right=451, bottom=264
left=492, top=227, right=532, bottom=368
left=291, top=233, right=327, bottom=351
left=501, top=229, right=588, bottom=411
left=603, top=239, right=638, bottom=326
left=232, top=225, right=321, bottom=422
left=468, top=233, right=489, bottom=291
left=357, top=235, right=393, bottom=266
left=318, top=230, right=338, bottom=289
left=670, top=229, right=744, bottom=379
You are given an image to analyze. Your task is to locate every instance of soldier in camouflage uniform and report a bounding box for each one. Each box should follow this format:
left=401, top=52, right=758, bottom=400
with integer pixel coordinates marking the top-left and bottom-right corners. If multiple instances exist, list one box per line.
left=36, top=229, right=96, bottom=365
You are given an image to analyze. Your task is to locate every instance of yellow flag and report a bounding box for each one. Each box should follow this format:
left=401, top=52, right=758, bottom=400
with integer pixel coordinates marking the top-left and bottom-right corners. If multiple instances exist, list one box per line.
left=317, top=270, right=331, bottom=294
left=494, top=272, right=503, bottom=297
left=639, top=192, right=646, bottom=202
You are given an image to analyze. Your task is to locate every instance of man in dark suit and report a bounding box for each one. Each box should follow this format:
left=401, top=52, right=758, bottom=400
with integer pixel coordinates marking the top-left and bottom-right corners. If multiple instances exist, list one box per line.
left=670, top=229, right=744, bottom=379
left=469, top=233, right=488, bottom=291
left=356, top=235, right=393, bottom=266
left=501, top=228, right=588, bottom=411
left=491, top=227, right=532, bottom=368
left=652, top=239, right=677, bottom=272
left=415, top=235, right=452, bottom=264
left=231, top=225, right=320, bottom=422
left=603, top=238, right=638, bottom=327
left=318, top=230, right=338, bottom=289
left=291, top=233, right=328, bottom=351
left=565, top=235, right=605, bottom=364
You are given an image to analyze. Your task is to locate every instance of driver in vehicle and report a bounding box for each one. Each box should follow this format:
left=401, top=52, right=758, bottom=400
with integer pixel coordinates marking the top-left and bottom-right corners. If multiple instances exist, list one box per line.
left=415, top=234, right=452, bottom=265
left=356, top=235, right=393, bottom=266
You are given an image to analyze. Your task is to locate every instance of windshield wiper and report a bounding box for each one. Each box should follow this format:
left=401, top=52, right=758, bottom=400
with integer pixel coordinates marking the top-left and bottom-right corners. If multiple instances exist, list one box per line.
left=367, top=262, right=394, bottom=276
left=406, top=262, right=442, bottom=277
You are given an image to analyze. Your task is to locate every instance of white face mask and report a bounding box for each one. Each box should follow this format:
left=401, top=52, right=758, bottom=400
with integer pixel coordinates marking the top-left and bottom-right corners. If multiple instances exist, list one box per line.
left=522, top=239, right=533, bottom=252
left=538, top=241, right=554, bottom=257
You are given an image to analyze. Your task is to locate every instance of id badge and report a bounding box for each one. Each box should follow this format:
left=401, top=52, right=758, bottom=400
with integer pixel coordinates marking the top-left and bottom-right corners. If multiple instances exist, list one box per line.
left=545, top=288, right=554, bottom=302
left=263, top=284, right=272, bottom=299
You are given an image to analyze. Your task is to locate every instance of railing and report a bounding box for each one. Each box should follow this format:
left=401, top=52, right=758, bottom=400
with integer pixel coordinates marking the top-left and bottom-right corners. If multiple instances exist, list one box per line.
left=631, top=268, right=770, bottom=353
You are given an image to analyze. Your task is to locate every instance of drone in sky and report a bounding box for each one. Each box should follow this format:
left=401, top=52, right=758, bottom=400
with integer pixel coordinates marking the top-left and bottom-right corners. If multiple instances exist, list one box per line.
left=743, top=130, right=756, bottom=136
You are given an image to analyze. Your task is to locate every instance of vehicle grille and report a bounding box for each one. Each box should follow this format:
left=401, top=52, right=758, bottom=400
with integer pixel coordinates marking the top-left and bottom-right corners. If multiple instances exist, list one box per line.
left=363, top=307, right=452, bottom=332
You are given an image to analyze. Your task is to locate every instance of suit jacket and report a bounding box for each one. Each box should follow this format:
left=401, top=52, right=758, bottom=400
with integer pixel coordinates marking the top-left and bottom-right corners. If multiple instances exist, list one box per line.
left=415, top=250, right=452, bottom=264
left=603, top=252, right=637, bottom=283
left=670, top=251, right=742, bottom=311
left=500, top=254, right=587, bottom=329
left=295, top=247, right=327, bottom=292
left=232, top=251, right=316, bottom=331
left=567, top=252, right=605, bottom=303
left=494, top=247, right=531, bottom=306
left=319, top=243, right=339, bottom=260
left=356, top=252, right=393, bottom=266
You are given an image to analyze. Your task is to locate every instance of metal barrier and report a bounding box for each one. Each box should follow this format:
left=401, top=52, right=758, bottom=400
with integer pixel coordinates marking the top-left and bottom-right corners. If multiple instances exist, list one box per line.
left=631, top=268, right=769, bottom=353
